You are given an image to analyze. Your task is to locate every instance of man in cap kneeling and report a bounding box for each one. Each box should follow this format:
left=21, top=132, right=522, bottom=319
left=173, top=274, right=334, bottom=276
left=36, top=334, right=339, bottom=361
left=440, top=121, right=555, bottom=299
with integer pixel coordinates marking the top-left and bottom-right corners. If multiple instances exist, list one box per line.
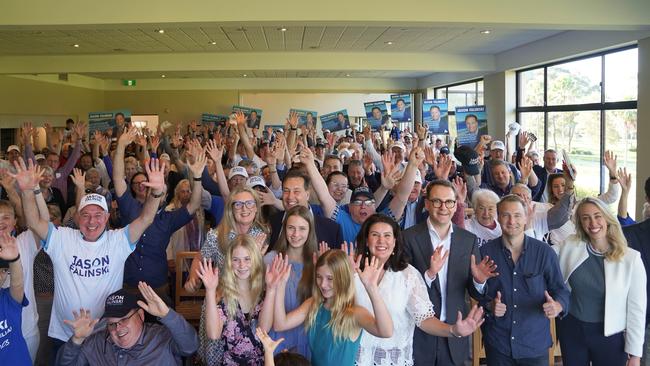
left=57, top=282, right=198, bottom=365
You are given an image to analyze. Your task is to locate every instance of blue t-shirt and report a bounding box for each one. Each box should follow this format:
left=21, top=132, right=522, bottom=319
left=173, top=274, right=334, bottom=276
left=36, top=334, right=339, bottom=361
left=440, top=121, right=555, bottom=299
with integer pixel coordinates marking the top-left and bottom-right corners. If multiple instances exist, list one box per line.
left=0, top=288, right=30, bottom=365
left=332, top=204, right=395, bottom=243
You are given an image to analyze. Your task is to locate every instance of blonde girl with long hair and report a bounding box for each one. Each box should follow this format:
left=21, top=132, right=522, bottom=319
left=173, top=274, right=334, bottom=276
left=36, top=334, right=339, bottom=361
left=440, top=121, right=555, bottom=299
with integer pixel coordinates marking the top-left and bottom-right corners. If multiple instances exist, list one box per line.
left=271, top=249, right=393, bottom=366
left=555, top=197, right=646, bottom=366
left=197, top=235, right=280, bottom=365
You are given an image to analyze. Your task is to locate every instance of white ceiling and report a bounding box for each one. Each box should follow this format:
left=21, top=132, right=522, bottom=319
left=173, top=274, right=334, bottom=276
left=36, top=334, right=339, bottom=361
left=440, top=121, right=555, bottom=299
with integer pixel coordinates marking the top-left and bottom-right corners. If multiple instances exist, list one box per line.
left=82, top=70, right=433, bottom=79
left=0, top=25, right=561, bottom=56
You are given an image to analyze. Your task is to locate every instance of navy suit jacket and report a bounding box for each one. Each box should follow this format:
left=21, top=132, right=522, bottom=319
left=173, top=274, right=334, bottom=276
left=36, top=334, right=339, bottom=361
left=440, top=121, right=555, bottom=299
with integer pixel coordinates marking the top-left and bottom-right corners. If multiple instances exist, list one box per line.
left=624, top=219, right=650, bottom=324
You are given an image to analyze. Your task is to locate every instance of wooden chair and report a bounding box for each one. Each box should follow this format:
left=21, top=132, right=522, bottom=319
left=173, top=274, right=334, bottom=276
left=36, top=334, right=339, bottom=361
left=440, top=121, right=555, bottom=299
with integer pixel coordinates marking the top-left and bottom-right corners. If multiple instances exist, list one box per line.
left=471, top=300, right=560, bottom=366
left=174, top=251, right=204, bottom=326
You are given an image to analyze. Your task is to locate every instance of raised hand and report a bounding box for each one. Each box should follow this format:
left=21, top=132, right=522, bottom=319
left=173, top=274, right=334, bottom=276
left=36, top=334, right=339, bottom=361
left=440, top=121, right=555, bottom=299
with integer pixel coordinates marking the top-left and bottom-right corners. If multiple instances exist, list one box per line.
left=450, top=305, right=485, bottom=337
left=493, top=291, right=506, bottom=317
left=518, top=156, right=534, bottom=181
left=363, top=152, right=375, bottom=175
left=188, top=147, right=207, bottom=178
left=341, top=241, right=362, bottom=271
left=416, top=123, right=427, bottom=140
left=71, top=168, right=86, bottom=189
left=134, top=133, right=148, bottom=149
left=63, top=308, right=99, bottom=344
left=73, top=121, right=87, bottom=141
left=470, top=254, right=498, bottom=284
left=452, top=176, right=467, bottom=204
left=267, top=254, right=290, bottom=289
left=617, top=167, right=632, bottom=192
left=150, top=135, right=160, bottom=152
left=197, top=258, right=219, bottom=291
left=479, top=134, right=492, bottom=147
left=255, top=327, right=285, bottom=354
left=426, top=245, right=449, bottom=279
left=433, top=154, right=453, bottom=180
left=287, top=111, right=299, bottom=129
left=21, top=121, right=34, bottom=143
left=253, top=232, right=268, bottom=255
left=424, top=146, right=437, bottom=167
left=118, top=126, right=138, bottom=147
left=409, top=147, right=425, bottom=166
left=206, top=138, right=224, bottom=164
left=0, top=232, right=19, bottom=261
left=357, top=256, right=382, bottom=290
left=142, top=158, right=166, bottom=194
left=518, top=131, right=530, bottom=149
left=234, top=111, right=247, bottom=126
left=318, top=241, right=330, bottom=257
left=9, top=157, right=43, bottom=191
left=604, top=150, right=618, bottom=176
left=298, top=144, right=315, bottom=165
left=137, top=281, right=170, bottom=318
left=542, top=291, right=562, bottom=319
left=381, top=165, right=403, bottom=191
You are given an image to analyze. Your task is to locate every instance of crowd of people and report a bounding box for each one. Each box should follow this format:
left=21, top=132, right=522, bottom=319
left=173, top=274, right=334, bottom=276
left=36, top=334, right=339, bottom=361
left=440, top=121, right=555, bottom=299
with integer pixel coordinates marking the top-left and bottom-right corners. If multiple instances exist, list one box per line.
left=0, top=111, right=648, bottom=366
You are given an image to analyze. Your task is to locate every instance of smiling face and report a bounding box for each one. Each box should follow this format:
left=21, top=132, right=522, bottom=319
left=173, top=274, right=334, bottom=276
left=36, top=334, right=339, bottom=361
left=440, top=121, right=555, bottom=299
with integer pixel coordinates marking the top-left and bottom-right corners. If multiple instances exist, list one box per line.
left=431, top=107, right=441, bottom=120
left=231, top=244, right=253, bottom=280
left=475, top=197, right=497, bottom=227
left=316, top=264, right=335, bottom=300
left=232, top=191, right=257, bottom=227
left=327, top=174, right=348, bottom=202
left=578, top=202, right=608, bottom=242
left=0, top=207, right=17, bottom=236
left=497, top=200, right=527, bottom=238
left=337, top=113, right=346, bottom=124
left=347, top=164, right=364, bottom=187
left=76, top=205, right=109, bottom=241
left=408, top=182, right=422, bottom=203
left=40, top=169, right=54, bottom=188
left=46, top=154, right=60, bottom=171
left=175, top=180, right=192, bottom=205
left=85, top=170, right=101, bottom=190
left=543, top=151, right=558, bottom=171
left=465, top=116, right=478, bottom=133
left=130, top=173, right=148, bottom=200
left=372, top=108, right=382, bottom=120
left=397, top=100, right=405, bottom=111
left=282, top=177, right=310, bottom=210
left=367, top=222, right=395, bottom=264
left=285, top=214, right=310, bottom=250
left=491, top=164, right=511, bottom=189
left=550, top=176, right=566, bottom=200
left=107, top=309, right=144, bottom=349
left=425, top=185, right=457, bottom=227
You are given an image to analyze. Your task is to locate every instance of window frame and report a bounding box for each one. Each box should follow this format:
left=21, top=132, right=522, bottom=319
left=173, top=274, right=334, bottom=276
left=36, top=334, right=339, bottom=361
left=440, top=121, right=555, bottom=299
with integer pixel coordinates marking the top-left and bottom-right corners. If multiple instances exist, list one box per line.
left=433, top=78, right=484, bottom=116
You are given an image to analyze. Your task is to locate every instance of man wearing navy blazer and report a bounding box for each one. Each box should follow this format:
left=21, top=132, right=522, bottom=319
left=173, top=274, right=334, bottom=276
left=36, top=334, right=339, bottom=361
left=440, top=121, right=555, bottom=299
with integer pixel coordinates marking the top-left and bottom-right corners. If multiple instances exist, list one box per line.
left=267, top=169, right=343, bottom=250
left=403, top=179, right=496, bottom=365
left=624, top=176, right=650, bottom=365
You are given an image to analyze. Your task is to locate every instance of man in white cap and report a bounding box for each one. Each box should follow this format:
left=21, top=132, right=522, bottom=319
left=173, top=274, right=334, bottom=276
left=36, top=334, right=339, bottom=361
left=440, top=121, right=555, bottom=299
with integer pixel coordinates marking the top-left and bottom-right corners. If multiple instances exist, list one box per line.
left=12, top=157, right=166, bottom=358
left=227, top=166, right=248, bottom=190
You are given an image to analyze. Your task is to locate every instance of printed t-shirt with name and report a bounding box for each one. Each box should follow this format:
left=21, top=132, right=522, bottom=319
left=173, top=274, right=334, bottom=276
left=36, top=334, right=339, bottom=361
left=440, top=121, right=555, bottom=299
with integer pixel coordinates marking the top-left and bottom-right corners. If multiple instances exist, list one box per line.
left=464, top=217, right=502, bottom=247
left=43, top=223, right=135, bottom=341
left=0, top=288, right=30, bottom=364
left=0, top=231, right=40, bottom=344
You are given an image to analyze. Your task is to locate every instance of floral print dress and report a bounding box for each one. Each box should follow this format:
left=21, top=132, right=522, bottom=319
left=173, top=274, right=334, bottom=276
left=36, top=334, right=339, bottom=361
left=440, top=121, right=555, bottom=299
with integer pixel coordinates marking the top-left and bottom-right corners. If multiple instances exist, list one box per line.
left=217, top=299, right=264, bottom=365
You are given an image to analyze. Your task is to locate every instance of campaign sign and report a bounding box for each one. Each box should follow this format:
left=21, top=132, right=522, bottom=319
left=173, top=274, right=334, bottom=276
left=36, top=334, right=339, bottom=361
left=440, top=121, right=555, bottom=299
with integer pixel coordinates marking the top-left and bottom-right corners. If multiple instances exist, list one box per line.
left=455, top=105, right=488, bottom=148
left=201, top=113, right=228, bottom=128
left=289, top=109, right=318, bottom=129
left=364, top=101, right=389, bottom=130
left=232, top=105, right=263, bottom=129
left=88, top=110, right=131, bottom=135
left=422, top=99, right=449, bottom=134
left=390, top=93, right=412, bottom=122
left=320, top=110, right=350, bottom=132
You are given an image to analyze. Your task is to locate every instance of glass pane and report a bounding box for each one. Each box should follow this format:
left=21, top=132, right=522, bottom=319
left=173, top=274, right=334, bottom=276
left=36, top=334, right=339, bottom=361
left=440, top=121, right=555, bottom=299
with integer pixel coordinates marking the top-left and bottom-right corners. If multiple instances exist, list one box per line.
left=547, top=111, right=601, bottom=198
left=447, top=91, right=468, bottom=112
left=435, top=88, right=447, bottom=99
left=477, top=91, right=484, bottom=105
left=548, top=56, right=601, bottom=105
left=605, top=109, right=637, bottom=219
left=477, top=80, right=484, bottom=92
left=605, top=48, right=638, bottom=102
left=427, top=88, right=436, bottom=100
left=447, top=115, right=457, bottom=139
left=518, top=68, right=544, bottom=107
left=519, top=112, right=545, bottom=153
left=448, top=82, right=477, bottom=93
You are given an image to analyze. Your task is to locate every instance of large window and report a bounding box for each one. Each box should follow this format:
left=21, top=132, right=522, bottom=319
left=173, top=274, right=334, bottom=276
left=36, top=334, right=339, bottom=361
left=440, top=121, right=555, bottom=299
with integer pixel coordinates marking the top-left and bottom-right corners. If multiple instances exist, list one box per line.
left=516, top=46, right=638, bottom=216
left=428, top=79, right=483, bottom=138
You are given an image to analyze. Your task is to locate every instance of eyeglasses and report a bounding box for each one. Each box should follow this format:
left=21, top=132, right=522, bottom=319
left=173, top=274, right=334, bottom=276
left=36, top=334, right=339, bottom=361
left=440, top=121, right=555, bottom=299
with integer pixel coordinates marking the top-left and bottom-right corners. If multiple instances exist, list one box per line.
left=107, top=311, right=138, bottom=331
left=427, top=198, right=456, bottom=209
left=232, top=200, right=256, bottom=210
left=350, top=199, right=375, bottom=207
left=131, top=180, right=147, bottom=186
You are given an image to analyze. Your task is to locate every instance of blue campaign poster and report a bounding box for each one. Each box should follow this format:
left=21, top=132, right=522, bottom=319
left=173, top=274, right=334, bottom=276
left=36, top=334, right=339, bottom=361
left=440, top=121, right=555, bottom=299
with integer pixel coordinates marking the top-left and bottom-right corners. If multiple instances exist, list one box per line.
left=289, top=109, right=318, bottom=128
left=455, top=105, right=488, bottom=148
left=88, top=109, right=131, bottom=135
left=201, top=113, right=228, bottom=128
left=320, top=109, right=350, bottom=132
left=364, top=101, right=389, bottom=130
left=232, top=105, right=263, bottom=129
left=390, top=93, right=412, bottom=122
left=422, top=99, right=449, bottom=134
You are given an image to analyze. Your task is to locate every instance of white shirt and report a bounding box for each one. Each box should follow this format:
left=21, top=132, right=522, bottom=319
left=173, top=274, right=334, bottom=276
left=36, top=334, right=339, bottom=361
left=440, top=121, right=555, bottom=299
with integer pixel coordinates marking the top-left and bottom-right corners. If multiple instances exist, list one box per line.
left=464, top=217, right=501, bottom=247
left=525, top=203, right=550, bottom=240
left=355, top=266, right=435, bottom=366
left=2, top=231, right=39, bottom=339
left=44, top=223, right=135, bottom=341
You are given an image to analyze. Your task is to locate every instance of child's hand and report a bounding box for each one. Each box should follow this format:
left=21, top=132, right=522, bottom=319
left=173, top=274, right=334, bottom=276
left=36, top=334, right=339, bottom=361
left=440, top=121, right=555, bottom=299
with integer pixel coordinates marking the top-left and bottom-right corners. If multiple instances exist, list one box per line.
left=256, top=327, right=284, bottom=353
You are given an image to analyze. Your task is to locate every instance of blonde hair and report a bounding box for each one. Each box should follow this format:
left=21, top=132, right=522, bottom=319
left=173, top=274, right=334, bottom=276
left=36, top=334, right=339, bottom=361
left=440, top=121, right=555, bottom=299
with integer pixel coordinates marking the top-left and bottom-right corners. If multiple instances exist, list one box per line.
left=219, top=235, right=265, bottom=320
left=572, top=197, right=627, bottom=262
left=216, top=186, right=268, bottom=252
left=305, top=250, right=358, bottom=341
left=274, top=206, right=317, bottom=302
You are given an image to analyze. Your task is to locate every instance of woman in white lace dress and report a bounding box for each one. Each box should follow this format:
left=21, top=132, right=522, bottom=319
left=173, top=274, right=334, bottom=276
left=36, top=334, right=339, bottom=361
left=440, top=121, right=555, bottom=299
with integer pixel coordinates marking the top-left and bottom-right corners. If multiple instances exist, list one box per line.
left=352, top=214, right=484, bottom=366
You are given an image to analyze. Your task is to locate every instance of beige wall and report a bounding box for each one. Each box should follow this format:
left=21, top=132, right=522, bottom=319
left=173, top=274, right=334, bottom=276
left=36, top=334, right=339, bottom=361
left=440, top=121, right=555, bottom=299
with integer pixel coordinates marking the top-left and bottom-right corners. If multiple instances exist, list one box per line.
left=104, top=89, right=239, bottom=124
left=0, top=75, right=104, bottom=127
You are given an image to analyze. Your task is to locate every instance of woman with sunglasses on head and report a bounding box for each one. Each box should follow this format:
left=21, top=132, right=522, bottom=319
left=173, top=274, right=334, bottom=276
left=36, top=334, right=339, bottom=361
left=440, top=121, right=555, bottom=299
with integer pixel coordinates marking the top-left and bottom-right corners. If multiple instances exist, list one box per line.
left=197, top=235, right=278, bottom=365
left=272, top=248, right=393, bottom=366
left=185, top=186, right=269, bottom=364
left=263, top=205, right=320, bottom=357
left=353, top=213, right=484, bottom=366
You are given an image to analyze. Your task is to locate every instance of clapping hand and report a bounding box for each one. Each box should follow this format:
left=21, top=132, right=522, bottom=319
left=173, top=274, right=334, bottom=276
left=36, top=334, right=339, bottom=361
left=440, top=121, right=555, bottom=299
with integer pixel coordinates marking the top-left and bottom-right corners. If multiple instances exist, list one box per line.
left=137, top=281, right=170, bottom=318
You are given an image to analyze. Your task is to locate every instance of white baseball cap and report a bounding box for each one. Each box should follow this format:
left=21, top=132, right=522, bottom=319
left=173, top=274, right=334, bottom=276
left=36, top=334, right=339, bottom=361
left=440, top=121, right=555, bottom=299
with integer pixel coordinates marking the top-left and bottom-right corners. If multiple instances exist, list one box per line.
left=34, top=154, right=46, bottom=161
left=246, top=175, right=267, bottom=188
left=490, top=140, right=506, bottom=151
left=78, top=193, right=108, bottom=212
left=391, top=141, right=406, bottom=151
left=6, top=145, right=20, bottom=153
left=414, top=169, right=423, bottom=184
left=159, top=153, right=171, bottom=161
left=228, top=166, right=249, bottom=180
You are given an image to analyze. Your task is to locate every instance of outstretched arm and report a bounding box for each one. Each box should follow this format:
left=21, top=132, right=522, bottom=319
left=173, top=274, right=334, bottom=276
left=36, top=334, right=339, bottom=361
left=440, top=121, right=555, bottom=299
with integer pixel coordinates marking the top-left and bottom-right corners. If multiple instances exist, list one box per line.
left=112, top=126, right=138, bottom=198
left=388, top=147, right=424, bottom=221
left=10, top=158, right=49, bottom=241
left=299, top=146, right=336, bottom=218
left=127, top=158, right=166, bottom=244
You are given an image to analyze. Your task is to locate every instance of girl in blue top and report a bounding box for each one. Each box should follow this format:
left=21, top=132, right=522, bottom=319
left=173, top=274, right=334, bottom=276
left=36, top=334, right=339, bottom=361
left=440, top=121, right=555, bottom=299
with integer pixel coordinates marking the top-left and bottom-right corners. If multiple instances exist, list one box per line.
left=271, top=249, right=393, bottom=366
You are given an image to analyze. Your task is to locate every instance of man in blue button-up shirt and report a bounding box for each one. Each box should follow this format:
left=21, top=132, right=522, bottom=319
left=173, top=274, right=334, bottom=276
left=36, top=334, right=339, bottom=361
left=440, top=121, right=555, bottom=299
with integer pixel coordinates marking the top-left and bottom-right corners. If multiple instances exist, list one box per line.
left=479, top=194, right=569, bottom=365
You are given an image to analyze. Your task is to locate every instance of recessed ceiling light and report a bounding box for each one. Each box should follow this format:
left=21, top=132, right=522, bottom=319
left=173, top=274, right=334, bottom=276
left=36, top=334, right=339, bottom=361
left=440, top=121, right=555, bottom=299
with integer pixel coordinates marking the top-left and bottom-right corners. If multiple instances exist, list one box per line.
left=309, top=46, right=319, bottom=49
left=345, top=74, right=351, bottom=77
left=72, top=44, right=80, bottom=48
left=209, top=41, right=217, bottom=45
left=480, top=30, right=491, bottom=34
left=156, top=29, right=165, bottom=34
left=385, top=41, right=394, bottom=45
left=236, top=27, right=247, bottom=32
left=161, top=74, right=166, bottom=78
left=243, top=74, right=247, bottom=77
left=278, top=27, right=287, bottom=32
